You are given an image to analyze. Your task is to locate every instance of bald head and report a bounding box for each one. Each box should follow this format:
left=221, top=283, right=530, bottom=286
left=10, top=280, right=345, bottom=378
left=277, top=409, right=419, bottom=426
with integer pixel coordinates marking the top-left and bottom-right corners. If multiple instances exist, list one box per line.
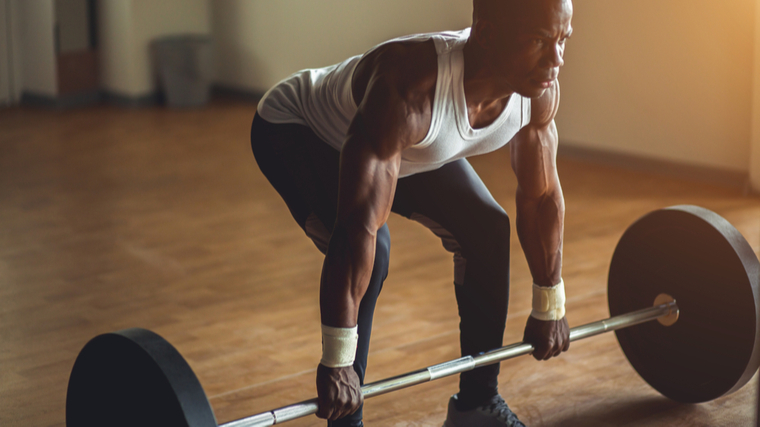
left=473, top=0, right=572, bottom=28
left=472, top=0, right=514, bottom=24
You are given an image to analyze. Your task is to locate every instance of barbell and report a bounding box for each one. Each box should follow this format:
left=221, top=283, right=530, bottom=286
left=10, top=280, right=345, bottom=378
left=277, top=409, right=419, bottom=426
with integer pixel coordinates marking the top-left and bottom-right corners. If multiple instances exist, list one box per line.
left=65, top=205, right=760, bottom=426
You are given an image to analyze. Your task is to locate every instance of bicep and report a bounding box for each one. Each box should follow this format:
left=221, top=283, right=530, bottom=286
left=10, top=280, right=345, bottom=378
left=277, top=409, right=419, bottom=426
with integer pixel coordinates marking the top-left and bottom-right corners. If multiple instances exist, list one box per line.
left=337, top=54, right=429, bottom=230
left=336, top=77, right=410, bottom=233
left=336, top=132, right=401, bottom=233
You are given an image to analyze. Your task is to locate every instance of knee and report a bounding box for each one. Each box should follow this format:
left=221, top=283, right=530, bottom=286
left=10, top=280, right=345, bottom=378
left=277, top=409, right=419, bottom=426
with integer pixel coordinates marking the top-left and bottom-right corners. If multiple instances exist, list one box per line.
left=304, top=213, right=331, bottom=254
left=480, top=208, right=510, bottom=257
left=492, top=209, right=511, bottom=241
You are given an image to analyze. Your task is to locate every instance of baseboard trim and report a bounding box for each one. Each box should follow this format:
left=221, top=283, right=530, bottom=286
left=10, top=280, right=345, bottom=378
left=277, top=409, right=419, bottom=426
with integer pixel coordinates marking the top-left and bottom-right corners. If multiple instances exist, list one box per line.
left=212, top=84, right=264, bottom=104
left=19, top=85, right=262, bottom=109
left=21, top=90, right=102, bottom=109
left=20, top=92, right=58, bottom=108
left=20, top=90, right=159, bottom=109
left=102, top=91, right=161, bottom=108
left=558, top=142, right=750, bottom=190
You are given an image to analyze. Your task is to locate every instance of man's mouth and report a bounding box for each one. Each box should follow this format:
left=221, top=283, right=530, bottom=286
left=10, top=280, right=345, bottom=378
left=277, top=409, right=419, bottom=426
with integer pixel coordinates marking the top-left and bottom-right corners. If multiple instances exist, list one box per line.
left=532, top=78, right=555, bottom=89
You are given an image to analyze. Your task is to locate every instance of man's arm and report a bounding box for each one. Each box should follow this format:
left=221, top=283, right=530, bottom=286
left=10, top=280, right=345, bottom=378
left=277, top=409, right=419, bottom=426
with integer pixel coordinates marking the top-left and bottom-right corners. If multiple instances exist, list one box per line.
left=316, top=44, right=434, bottom=420
left=510, top=82, right=570, bottom=360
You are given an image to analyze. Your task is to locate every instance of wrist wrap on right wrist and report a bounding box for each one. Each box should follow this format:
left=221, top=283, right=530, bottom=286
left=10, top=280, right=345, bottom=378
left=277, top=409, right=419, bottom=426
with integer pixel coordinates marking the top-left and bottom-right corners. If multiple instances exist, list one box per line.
left=530, top=279, right=566, bottom=321
left=320, top=324, right=358, bottom=368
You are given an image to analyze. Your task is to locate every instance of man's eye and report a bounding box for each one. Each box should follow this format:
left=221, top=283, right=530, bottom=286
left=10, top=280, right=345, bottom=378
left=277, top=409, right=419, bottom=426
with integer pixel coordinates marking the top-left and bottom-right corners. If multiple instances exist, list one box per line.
left=532, top=39, right=544, bottom=46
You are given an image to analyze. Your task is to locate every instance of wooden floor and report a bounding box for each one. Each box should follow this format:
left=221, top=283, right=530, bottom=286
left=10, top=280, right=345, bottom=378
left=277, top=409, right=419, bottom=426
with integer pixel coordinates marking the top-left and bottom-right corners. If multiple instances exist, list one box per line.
left=1, top=101, right=759, bottom=427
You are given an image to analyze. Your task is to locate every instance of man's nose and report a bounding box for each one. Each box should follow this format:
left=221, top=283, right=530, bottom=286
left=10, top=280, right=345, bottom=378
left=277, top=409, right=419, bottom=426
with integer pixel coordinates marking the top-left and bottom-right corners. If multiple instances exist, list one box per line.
left=545, top=43, right=564, bottom=69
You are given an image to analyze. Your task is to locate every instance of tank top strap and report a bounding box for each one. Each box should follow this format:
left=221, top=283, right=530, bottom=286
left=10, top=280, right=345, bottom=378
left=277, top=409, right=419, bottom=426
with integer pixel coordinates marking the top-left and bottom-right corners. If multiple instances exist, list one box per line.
left=414, top=34, right=464, bottom=149
left=359, top=28, right=471, bottom=60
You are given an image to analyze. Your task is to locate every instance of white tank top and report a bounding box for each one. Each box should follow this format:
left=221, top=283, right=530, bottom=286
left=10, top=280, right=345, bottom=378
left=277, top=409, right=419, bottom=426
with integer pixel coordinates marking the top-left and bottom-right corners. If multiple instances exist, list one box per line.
left=257, top=28, right=531, bottom=178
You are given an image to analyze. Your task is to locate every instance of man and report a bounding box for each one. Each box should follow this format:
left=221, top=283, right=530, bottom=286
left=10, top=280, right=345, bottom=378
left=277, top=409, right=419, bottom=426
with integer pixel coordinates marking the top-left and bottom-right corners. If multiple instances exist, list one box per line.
left=250, top=0, right=573, bottom=425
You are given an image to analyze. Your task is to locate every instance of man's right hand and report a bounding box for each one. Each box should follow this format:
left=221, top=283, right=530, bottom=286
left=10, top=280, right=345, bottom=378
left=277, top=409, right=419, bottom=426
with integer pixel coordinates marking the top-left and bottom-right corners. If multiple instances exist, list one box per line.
left=316, top=364, right=363, bottom=420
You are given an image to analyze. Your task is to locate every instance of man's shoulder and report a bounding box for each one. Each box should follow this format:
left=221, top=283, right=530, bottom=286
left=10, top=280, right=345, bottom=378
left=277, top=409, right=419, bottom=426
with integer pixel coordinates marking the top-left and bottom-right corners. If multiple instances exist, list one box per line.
left=349, top=39, right=439, bottom=153
left=352, top=39, right=438, bottom=107
left=371, top=39, right=436, bottom=70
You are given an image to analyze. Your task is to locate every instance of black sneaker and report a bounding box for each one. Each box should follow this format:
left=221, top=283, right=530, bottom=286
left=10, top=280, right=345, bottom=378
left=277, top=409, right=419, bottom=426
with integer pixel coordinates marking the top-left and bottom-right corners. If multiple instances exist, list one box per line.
left=327, top=421, right=363, bottom=427
left=442, top=394, right=526, bottom=427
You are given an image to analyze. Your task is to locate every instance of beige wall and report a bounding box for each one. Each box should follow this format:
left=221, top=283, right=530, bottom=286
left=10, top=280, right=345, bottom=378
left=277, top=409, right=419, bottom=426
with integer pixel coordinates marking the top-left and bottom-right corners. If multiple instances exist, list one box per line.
left=98, top=0, right=135, bottom=95
left=212, top=0, right=472, bottom=93
left=556, top=0, right=756, bottom=173
left=98, top=0, right=211, bottom=97
left=19, top=0, right=57, bottom=96
left=751, top=0, right=760, bottom=189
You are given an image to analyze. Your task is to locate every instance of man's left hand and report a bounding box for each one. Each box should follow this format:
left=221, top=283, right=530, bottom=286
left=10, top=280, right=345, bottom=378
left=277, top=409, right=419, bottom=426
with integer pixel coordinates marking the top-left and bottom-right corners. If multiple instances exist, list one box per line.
left=523, top=316, right=570, bottom=360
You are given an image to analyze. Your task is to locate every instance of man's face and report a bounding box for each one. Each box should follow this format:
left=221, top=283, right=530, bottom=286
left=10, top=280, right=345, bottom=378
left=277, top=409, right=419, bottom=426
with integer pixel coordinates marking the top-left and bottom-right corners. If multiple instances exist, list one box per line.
left=486, top=0, right=573, bottom=98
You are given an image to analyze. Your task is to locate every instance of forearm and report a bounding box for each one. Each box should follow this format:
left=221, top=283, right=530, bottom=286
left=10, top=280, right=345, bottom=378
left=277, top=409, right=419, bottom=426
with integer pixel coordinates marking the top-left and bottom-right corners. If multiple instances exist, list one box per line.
left=319, top=222, right=377, bottom=328
left=515, top=186, right=565, bottom=287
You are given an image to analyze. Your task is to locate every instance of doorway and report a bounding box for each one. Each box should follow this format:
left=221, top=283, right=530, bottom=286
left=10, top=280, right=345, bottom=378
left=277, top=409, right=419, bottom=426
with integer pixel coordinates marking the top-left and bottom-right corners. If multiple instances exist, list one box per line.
left=0, top=0, right=14, bottom=105
left=55, top=0, right=98, bottom=99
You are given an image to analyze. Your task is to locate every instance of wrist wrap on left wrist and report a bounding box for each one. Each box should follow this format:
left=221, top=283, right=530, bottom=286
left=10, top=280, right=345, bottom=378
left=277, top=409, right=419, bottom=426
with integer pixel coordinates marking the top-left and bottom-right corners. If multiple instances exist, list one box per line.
left=320, top=324, right=358, bottom=368
left=531, top=279, right=566, bottom=321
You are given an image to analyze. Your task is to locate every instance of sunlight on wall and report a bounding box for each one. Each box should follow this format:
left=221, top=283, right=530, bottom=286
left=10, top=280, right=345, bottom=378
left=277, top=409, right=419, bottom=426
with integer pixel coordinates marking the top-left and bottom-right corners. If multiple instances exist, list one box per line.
left=750, top=0, right=760, bottom=190
left=557, top=0, right=755, bottom=173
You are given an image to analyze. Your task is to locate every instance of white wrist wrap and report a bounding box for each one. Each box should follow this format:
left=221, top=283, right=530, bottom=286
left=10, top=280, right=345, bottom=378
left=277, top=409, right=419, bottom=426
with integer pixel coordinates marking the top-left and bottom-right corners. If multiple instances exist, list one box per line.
left=531, top=279, right=566, bottom=321
left=320, top=324, right=358, bottom=368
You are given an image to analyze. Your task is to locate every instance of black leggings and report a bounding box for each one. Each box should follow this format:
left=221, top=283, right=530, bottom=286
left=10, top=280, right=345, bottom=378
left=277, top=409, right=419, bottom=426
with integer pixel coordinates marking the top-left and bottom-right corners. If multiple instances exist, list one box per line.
left=251, top=114, right=511, bottom=426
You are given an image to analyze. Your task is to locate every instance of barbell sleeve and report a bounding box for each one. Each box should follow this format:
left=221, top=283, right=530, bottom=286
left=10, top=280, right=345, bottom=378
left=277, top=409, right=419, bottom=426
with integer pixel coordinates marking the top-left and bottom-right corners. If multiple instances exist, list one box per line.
left=221, top=300, right=678, bottom=427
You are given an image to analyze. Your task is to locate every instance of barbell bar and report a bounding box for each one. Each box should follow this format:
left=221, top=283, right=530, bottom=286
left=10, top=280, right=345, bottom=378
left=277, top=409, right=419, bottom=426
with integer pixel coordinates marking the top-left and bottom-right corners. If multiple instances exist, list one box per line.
left=223, top=297, right=679, bottom=427
left=65, top=205, right=760, bottom=427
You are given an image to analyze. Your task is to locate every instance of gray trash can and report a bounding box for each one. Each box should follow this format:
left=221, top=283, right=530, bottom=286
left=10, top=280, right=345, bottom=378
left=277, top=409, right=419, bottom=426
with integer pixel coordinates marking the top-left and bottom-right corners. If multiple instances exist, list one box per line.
left=153, top=35, right=214, bottom=108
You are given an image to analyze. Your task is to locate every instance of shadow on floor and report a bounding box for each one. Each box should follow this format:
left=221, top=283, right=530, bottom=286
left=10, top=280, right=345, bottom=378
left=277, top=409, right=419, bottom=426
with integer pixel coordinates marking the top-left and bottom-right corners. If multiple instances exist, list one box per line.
left=547, top=395, right=704, bottom=427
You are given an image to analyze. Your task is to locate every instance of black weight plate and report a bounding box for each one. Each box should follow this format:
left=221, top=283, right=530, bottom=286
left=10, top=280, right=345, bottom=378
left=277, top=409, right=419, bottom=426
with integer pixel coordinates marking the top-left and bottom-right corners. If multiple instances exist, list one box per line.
left=66, top=328, right=217, bottom=427
left=608, top=205, right=760, bottom=403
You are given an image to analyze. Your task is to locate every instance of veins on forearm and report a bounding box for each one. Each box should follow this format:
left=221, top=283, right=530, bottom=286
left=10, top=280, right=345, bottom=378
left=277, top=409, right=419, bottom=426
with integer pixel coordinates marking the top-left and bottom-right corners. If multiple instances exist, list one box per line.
left=319, top=223, right=376, bottom=327
left=515, top=130, right=564, bottom=286
left=517, top=192, right=563, bottom=286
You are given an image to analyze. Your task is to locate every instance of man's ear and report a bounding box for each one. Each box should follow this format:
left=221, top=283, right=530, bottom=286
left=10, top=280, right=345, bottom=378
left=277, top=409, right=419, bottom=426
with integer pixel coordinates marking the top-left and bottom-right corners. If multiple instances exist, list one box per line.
left=472, top=19, right=496, bottom=50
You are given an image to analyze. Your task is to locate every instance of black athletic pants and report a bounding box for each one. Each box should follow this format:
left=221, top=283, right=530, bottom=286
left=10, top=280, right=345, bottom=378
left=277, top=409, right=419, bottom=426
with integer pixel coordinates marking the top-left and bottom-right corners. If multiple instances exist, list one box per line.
left=251, top=113, right=511, bottom=426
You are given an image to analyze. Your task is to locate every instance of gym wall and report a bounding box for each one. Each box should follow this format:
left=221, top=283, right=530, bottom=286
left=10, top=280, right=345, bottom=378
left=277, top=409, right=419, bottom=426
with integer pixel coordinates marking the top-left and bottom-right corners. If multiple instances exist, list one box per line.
left=211, top=0, right=472, bottom=94
left=750, top=0, right=760, bottom=189
left=98, top=0, right=211, bottom=98
left=555, top=0, right=758, bottom=179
